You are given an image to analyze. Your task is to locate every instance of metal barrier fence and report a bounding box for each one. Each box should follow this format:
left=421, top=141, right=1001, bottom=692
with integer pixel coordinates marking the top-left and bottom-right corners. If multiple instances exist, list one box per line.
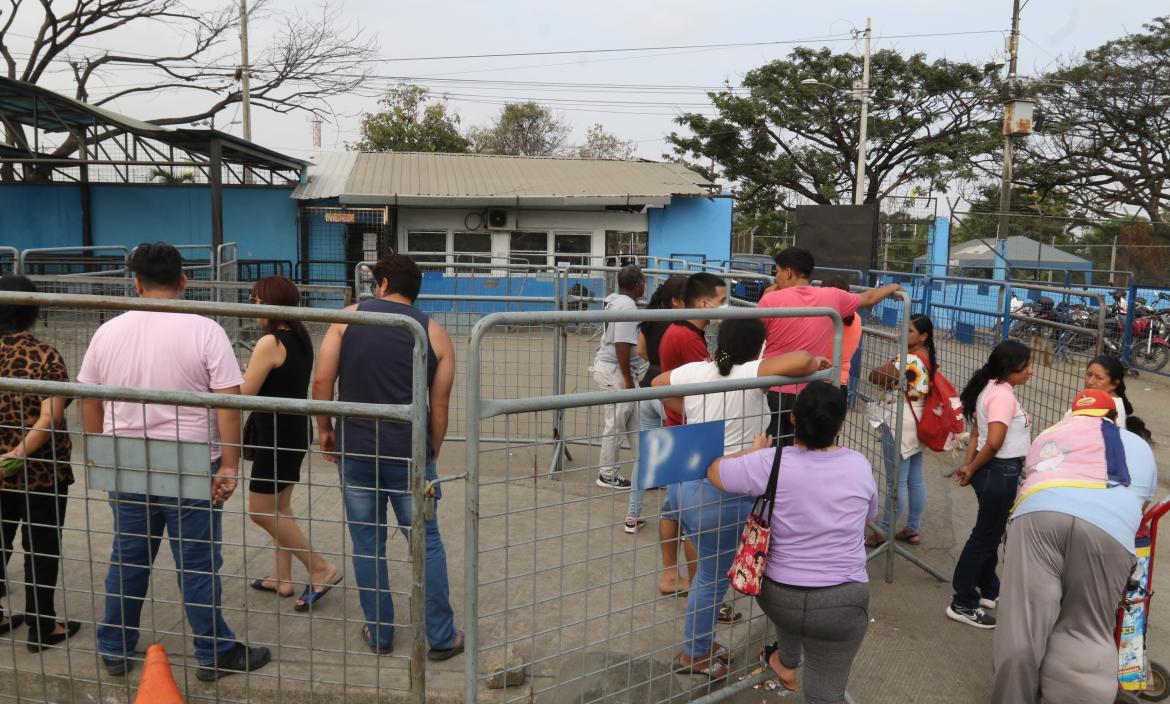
left=17, top=247, right=131, bottom=278
left=0, top=247, right=16, bottom=275
left=0, top=291, right=431, bottom=703
left=461, top=302, right=910, bottom=704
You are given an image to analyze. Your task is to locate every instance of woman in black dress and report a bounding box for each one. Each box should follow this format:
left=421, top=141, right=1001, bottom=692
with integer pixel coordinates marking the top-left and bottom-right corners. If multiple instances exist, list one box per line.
left=243, top=276, right=340, bottom=610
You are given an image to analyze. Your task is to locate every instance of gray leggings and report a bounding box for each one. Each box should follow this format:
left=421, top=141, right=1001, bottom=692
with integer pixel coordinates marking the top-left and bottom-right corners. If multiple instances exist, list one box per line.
left=756, top=579, right=870, bottom=704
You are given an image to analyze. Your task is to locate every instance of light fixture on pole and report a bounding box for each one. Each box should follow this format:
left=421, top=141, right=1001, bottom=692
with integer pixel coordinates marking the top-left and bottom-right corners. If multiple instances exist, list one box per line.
left=800, top=18, right=871, bottom=205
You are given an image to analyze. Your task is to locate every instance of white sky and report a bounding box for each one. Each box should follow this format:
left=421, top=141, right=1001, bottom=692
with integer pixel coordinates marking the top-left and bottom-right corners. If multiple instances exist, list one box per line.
left=11, top=0, right=1168, bottom=165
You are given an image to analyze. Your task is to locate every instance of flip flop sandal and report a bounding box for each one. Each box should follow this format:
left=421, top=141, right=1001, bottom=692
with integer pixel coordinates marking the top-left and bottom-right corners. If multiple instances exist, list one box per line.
left=673, top=653, right=728, bottom=681
left=362, top=624, right=393, bottom=655
left=711, top=642, right=732, bottom=663
left=865, top=533, right=886, bottom=548
left=760, top=642, right=799, bottom=692
left=717, top=604, right=743, bottom=624
left=294, top=574, right=343, bottom=612
left=427, top=631, right=465, bottom=661
left=0, top=614, right=25, bottom=636
left=250, top=578, right=294, bottom=597
left=895, top=529, right=922, bottom=545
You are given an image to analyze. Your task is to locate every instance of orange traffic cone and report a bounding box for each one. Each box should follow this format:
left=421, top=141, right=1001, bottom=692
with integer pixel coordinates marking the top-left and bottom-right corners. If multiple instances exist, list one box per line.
left=134, top=643, right=184, bottom=704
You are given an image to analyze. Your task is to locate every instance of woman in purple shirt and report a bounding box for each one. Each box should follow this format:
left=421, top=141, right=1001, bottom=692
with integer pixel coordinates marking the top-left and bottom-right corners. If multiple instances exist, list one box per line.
left=708, top=382, right=877, bottom=701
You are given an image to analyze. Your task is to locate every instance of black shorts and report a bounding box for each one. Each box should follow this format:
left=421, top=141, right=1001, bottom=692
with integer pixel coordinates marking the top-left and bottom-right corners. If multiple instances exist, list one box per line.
left=248, top=447, right=306, bottom=495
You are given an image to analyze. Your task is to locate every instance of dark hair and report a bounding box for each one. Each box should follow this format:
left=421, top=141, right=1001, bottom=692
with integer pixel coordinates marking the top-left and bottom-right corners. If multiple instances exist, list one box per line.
left=683, top=272, right=726, bottom=307
left=714, top=318, right=766, bottom=375
left=959, top=339, right=1031, bottom=421
left=0, top=275, right=38, bottom=333
left=129, top=242, right=183, bottom=289
left=647, top=275, right=688, bottom=310
left=617, top=265, right=644, bottom=291
left=910, top=314, right=938, bottom=380
left=823, top=276, right=855, bottom=325
left=793, top=382, right=847, bottom=449
left=251, top=276, right=312, bottom=352
left=372, top=253, right=423, bottom=301
left=1087, top=355, right=1153, bottom=444
left=774, top=247, right=815, bottom=279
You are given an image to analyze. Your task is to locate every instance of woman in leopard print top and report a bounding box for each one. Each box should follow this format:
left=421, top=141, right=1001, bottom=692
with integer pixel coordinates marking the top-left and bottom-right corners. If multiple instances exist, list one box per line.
left=0, top=275, right=80, bottom=650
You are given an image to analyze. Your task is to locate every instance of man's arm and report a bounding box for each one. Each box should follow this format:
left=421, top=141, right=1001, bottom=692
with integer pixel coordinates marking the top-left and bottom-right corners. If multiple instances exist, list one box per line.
left=212, top=385, right=241, bottom=504
left=312, top=322, right=346, bottom=461
left=615, top=342, right=636, bottom=389
left=428, top=319, right=456, bottom=461
left=857, top=283, right=904, bottom=309
left=82, top=399, right=104, bottom=435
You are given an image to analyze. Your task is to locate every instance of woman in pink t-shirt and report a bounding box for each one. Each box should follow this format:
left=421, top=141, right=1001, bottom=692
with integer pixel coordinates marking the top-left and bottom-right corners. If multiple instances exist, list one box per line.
left=947, top=340, right=1033, bottom=630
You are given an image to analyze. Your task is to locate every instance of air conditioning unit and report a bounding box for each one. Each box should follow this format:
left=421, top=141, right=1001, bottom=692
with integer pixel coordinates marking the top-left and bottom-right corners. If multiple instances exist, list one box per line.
left=486, top=209, right=516, bottom=230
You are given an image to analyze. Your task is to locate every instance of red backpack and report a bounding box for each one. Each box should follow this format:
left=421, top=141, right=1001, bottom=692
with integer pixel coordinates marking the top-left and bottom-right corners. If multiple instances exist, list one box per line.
left=908, top=353, right=965, bottom=452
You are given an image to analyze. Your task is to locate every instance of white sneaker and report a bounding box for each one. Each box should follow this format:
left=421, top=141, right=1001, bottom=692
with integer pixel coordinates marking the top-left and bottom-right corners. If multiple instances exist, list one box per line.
left=946, top=604, right=996, bottom=629
left=623, top=517, right=645, bottom=534
left=980, top=597, right=998, bottom=610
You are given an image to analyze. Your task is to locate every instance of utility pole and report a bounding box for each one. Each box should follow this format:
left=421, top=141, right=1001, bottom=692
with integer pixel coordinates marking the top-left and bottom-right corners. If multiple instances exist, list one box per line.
left=853, top=17, right=872, bottom=206
left=238, top=0, right=253, bottom=142
left=995, top=0, right=1022, bottom=245
left=311, top=118, right=322, bottom=152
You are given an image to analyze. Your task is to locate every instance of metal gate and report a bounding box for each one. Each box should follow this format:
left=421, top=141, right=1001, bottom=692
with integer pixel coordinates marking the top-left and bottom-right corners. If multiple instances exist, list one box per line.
left=297, top=206, right=392, bottom=290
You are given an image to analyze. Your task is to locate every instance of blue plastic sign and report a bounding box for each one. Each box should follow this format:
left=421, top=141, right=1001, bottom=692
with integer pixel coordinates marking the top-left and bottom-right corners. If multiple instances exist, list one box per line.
left=635, top=420, right=726, bottom=490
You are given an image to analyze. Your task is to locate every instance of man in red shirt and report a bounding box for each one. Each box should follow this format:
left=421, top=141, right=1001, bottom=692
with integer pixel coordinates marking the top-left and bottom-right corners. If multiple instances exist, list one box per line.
left=758, top=247, right=902, bottom=445
left=655, top=272, right=725, bottom=596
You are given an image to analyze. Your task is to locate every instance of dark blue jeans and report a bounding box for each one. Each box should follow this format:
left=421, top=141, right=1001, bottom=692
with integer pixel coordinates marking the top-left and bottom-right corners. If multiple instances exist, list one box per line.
left=951, top=457, right=1022, bottom=609
left=96, top=465, right=236, bottom=666
left=339, top=458, right=457, bottom=651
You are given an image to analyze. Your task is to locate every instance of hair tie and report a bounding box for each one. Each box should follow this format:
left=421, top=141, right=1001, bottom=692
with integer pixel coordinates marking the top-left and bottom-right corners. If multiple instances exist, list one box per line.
left=716, top=350, right=732, bottom=365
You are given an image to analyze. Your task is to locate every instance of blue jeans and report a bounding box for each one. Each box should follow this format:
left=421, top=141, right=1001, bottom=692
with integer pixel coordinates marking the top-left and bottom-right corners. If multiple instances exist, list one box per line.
left=97, top=463, right=236, bottom=666
left=627, top=399, right=666, bottom=519
left=878, top=428, right=926, bottom=534
left=669, top=480, right=753, bottom=658
left=340, top=458, right=457, bottom=650
left=951, top=457, right=1022, bottom=609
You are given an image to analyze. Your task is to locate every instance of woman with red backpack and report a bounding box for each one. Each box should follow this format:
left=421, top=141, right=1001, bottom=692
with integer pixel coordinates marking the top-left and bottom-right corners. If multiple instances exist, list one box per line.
left=866, top=314, right=940, bottom=548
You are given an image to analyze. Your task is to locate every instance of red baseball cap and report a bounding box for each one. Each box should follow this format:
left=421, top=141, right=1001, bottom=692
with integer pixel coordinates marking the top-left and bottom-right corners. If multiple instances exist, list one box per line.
left=1071, top=389, right=1116, bottom=418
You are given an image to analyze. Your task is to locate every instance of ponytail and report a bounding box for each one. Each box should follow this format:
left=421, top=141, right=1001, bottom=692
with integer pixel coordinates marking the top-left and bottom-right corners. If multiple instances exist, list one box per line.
left=1117, top=378, right=1154, bottom=444
left=960, top=339, right=1031, bottom=422
left=713, top=318, right=766, bottom=377
left=910, top=314, right=938, bottom=380
left=716, top=349, right=734, bottom=376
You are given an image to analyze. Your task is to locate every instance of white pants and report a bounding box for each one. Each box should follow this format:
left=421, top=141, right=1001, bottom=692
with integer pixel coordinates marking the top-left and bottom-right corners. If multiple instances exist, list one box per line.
left=592, top=361, right=639, bottom=480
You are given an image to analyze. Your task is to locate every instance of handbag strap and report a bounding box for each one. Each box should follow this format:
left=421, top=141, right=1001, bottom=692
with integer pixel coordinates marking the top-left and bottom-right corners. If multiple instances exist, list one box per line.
left=753, top=444, right=784, bottom=527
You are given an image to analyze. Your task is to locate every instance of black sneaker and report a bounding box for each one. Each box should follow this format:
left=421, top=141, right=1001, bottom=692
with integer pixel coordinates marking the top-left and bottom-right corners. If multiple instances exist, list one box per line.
left=596, top=473, right=631, bottom=489
left=103, top=656, right=134, bottom=677
left=196, top=643, right=272, bottom=682
left=624, top=516, right=646, bottom=534
left=946, top=604, right=996, bottom=629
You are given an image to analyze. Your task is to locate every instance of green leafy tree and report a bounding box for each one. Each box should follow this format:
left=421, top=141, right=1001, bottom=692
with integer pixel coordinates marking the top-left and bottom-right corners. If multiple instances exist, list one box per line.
left=351, top=83, right=469, bottom=153
left=666, top=47, right=1002, bottom=210
left=1018, top=17, right=1170, bottom=228
left=952, top=184, right=1074, bottom=246
left=469, top=102, right=570, bottom=156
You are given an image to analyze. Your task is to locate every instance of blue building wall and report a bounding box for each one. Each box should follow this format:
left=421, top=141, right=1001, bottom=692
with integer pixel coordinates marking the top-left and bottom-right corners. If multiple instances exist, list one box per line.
left=0, top=184, right=297, bottom=261
left=0, top=184, right=83, bottom=250
left=648, top=195, right=732, bottom=264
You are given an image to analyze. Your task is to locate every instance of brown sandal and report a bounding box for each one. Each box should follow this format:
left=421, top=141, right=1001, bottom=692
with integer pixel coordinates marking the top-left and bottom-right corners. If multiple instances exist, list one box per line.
left=673, top=653, right=728, bottom=681
left=895, top=529, right=922, bottom=545
left=865, top=533, right=886, bottom=548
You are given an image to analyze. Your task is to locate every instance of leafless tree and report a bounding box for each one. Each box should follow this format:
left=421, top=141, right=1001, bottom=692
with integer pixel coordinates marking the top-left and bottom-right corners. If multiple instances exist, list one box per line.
left=0, top=0, right=376, bottom=157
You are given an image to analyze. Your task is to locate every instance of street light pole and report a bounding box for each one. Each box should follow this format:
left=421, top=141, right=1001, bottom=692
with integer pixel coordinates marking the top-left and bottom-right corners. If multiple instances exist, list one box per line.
left=854, top=17, right=872, bottom=206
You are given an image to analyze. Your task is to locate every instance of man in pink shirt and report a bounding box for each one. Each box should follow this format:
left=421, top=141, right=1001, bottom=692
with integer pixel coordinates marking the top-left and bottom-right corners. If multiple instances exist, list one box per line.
left=758, top=247, right=901, bottom=444
left=78, top=243, right=271, bottom=681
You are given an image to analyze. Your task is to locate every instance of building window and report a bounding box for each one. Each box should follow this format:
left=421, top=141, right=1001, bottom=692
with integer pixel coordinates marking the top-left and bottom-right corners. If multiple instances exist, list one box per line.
left=509, top=231, right=548, bottom=266
left=554, top=232, right=592, bottom=267
left=406, top=231, right=447, bottom=267
left=606, top=230, right=648, bottom=267
left=453, top=231, right=492, bottom=273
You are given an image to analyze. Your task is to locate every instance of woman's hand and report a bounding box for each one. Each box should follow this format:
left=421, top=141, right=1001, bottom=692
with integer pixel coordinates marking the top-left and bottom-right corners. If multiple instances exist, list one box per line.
left=751, top=433, right=773, bottom=451
left=954, top=464, right=976, bottom=486
left=816, top=356, right=832, bottom=371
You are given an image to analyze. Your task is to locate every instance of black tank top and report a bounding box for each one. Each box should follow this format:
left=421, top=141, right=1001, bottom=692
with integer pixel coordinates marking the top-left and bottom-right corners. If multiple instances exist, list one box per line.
left=337, top=299, right=438, bottom=461
left=251, top=328, right=313, bottom=446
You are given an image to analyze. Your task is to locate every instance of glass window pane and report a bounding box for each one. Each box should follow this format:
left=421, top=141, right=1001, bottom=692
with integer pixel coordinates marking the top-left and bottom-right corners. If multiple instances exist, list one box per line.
left=554, top=232, right=592, bottom=266
left=605, top=230, right=648, bottom=266
left=453, top=232, right=493, bottom=273
left=407, top=231, right=447, bottom=266
left=510, top=231, right=548, bottom=266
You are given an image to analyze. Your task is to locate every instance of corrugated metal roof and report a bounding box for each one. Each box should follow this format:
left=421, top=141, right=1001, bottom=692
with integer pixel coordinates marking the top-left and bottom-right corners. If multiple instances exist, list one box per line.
left=335, top=152, right=715, bottom=207
left=291, top=151, right=359, bottom=200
